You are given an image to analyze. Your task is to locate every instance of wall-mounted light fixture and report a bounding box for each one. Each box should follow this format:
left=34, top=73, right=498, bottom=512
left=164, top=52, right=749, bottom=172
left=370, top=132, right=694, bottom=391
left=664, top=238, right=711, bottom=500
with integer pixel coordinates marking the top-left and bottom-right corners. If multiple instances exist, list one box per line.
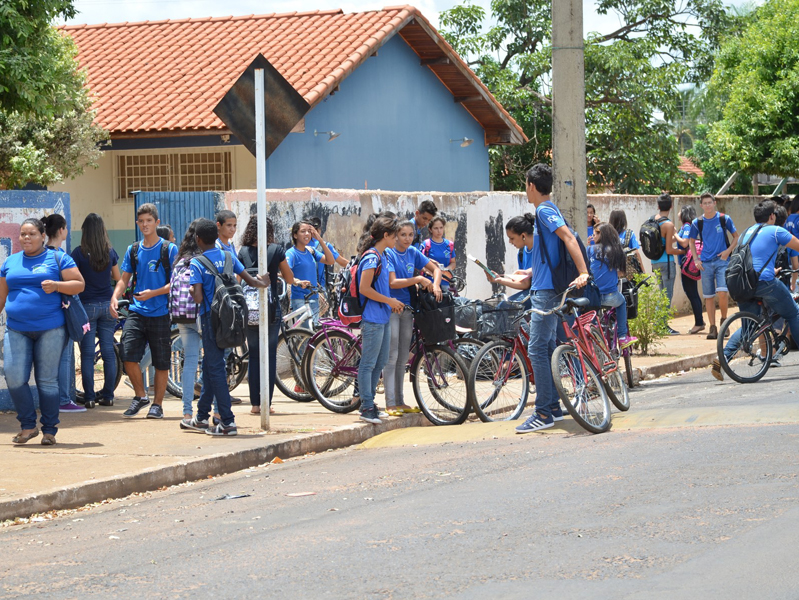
left=314, top=129, right=340, bottom=142
left=220, top=134, right=231, bottom=144
left=449, top=137, right=473, bottom=147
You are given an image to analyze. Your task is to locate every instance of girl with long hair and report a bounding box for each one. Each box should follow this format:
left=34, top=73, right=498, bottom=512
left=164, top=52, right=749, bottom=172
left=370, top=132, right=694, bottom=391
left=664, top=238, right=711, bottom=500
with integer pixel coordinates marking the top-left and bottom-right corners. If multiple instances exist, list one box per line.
left=590, top=224, right=637, bottom=348
left=285, top=219, right=334, bottom=327
left=420, top=215, right=456, bottom=290
left=674, top=205, right=705, bottom=334
left=485, top=213, right=535, bottom=297
left=71, top=213, right=121, bottom=408
left=608, top=209, right=645, bottom=278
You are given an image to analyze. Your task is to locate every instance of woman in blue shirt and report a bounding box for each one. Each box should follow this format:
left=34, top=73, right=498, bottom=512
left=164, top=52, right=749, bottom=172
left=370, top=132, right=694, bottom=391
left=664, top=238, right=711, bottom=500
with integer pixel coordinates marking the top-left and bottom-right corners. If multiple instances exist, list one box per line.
left=421, top=216, right=456, bottom=290
left=285, top=220, right=334, bottom=327
left=0, top=218, right=85, bottom=446
left=589, top=224, right=637, bottom=349
left=486, top=214, right=535, bottom=299
left=674, top=205, right=705, bottom=334
left=384, top=220, right=442, bottom=415
left=356, top=215, right=404, bottom=424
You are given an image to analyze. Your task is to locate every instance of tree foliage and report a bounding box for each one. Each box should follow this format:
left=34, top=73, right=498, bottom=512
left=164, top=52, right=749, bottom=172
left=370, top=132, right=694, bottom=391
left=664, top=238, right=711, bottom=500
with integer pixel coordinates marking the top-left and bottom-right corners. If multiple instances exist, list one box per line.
left=0, top=0, right=107, bottom=188
left=706, top=0, right=799, bottom=179
left=440, top=0, right=733, bottom=193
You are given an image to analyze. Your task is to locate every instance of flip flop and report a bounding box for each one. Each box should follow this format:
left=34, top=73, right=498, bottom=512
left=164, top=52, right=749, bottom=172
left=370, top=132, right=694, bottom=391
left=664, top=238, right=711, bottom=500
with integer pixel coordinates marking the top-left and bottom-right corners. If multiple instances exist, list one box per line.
left=12, top=429, right=39, bottom=444
left=387, top=409, right=404, bottom=417
left=401, top=407, right=421, bottom=414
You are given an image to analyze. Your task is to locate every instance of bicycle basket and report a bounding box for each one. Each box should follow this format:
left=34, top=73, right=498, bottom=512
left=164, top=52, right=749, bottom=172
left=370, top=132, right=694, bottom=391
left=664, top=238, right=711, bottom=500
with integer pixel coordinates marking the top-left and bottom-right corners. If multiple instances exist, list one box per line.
left=454, top=303, right=480, bottom=331
left=414, top=305, right=457, bottom=345
left=478, top=301, right=525, bottom=339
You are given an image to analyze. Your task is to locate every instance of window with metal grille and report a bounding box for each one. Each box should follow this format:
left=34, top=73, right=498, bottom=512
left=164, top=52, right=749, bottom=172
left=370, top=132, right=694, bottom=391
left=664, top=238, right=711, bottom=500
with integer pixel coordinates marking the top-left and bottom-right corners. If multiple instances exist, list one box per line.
left=115, top=150, right=232, bottom=201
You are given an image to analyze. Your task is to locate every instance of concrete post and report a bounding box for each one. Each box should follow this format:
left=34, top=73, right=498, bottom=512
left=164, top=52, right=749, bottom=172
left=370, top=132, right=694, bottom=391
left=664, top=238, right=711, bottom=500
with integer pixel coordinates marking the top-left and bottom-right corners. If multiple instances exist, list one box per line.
left=551, top=0, right=587, bottom=239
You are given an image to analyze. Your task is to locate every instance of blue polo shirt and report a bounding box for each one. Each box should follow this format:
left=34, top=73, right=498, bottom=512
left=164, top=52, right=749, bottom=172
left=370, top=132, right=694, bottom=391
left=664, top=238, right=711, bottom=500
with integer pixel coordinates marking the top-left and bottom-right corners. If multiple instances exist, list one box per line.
left=0, top=248, right=75, bottom=331
left=215, top=239, right=236, bottom=255
left=423, top=239, right=455, bottom=289
left=120, top=238, right=178, bottom=317
left=587, top=246, right=619, bottom=294
left=358, top=250, right=391, bottom=324
left=689, top=212, right=737, bottom=262
left=786, top=214, right=799, bottom=236
left=620, top=230, right=641, bottom=250
left=740, top=224, right=793, bottom=282
left=285, top=246, right=324, bottom=298
left=532, top=200, right=566, bottom=291
left=189, top=248, right=245, bottom=314
left=517, top=245, right=533, bottom=270
left=386, top=246, right=429, bottom=304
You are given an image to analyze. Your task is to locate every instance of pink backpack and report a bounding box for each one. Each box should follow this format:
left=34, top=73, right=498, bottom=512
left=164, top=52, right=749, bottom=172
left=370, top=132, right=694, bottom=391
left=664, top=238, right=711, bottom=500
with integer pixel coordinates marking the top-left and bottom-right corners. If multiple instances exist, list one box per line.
left=682, top=241, right=703, bottom=281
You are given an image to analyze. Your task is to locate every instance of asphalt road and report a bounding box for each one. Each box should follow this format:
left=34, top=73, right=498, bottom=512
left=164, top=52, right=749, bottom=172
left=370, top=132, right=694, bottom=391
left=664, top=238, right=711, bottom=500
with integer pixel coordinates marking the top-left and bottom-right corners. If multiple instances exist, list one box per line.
left=2, top=360, right=799, bottom=599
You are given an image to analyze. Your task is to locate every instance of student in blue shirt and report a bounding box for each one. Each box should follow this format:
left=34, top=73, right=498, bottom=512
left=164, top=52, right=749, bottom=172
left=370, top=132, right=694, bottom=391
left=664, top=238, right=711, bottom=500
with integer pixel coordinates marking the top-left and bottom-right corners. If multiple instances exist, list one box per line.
left=589, top=225, right=637, bottom=348
left=586, top=204, right=600, bottom=245
left=689, top=193, right=740, bottom=340
left=0, top=218, right=85, bottom=446
left=285, top=220, right=335, bottom=327
left=674, top=205, right=706, bottom=334
left=215, top=210, right=237, bottom=255
left=384, top=220, right=442, bottom=414
left=516, top=164, right=589, bottom=434
left=609, top=209, right=645, bottom=279
left=715, top=200, right=799, bottom=380
left=356, top=216, right=404, bottom=424
left=111, top=203, right=178, bottom=420
left=410, top=199, right=438, bottom=248
left=305, top=216, right=349, bottom=295
left=421, top=216, right=456, bottom=290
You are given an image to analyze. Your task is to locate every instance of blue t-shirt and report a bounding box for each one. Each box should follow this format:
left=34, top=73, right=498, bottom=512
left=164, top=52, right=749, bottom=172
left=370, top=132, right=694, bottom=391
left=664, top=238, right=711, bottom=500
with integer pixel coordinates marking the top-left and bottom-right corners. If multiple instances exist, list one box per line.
left=587, top=225, right=594, bottom=245
left=358, top=250, right=391, bottom=324
left=531, top=200, right=566, bottom=291
left=215, top=239, right=236, bottom=255
left=386, top=246, right=429, bottom=304
left=679, top=223, right=691, bottom=239
left=620, top=230, right=641, bottom=251
left=517, top=245, right=534, bottom=270
left=0, top=248, right=75, bottom=331
left=285, top=246, right=325, bottom=298
left=120, top=238, right=178, bottom=317
left=651, top=217, right=673, bottom=265
left=308, top=239, right=340, bottom=286
left=410, top=216, right=424, bottom=248
left=72, top=246, right=119, bottom=304
left=587, top=246, right=618, bottom=294
left=740, top=224, right=793, bottom=283
left=689, top=212, right=737, bottom=262
left=786, top=214, right=799, bottom=236
left=189, top=248, right=245, bottom=315
left=424, top=239, right=455, bottom=289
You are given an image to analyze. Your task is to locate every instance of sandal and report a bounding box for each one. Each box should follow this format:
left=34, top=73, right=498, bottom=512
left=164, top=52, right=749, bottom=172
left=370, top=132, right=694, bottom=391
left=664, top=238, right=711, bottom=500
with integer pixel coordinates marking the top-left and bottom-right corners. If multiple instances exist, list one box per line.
left=41, top=434, right=57, bottom=446
left=12, top=429, right=39, bottom=444
left=401, top=406, right=421, bottom=414
left=689, top=325, right=706, bottom=335
left=250, top=407, right=261, bottom=415
left=387, top=409, right=404, bottom=417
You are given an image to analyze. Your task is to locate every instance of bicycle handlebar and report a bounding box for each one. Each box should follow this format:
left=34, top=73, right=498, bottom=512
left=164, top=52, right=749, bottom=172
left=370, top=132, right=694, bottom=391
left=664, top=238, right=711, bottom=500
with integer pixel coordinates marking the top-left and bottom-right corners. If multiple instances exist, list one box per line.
left=527, top=286, right=578, bottom=318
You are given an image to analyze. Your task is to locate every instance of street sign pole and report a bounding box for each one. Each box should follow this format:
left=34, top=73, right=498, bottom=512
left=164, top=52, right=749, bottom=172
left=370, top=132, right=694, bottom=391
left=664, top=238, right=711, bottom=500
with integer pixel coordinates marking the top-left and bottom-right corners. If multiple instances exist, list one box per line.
left=255, top=68, right=270, bottom=431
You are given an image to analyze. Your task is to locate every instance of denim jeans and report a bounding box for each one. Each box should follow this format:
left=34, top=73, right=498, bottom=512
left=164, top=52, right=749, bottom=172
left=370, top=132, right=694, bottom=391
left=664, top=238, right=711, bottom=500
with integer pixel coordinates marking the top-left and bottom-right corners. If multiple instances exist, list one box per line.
left=527, top=289, right=559, bottom=418
left=358, top=320, right=392, bottom=411
left=178, top=321, right=202, bottom=416
left=679, top=259, right=705, bottom=328
left=291, top=295, right=319, bottom=329
left=58, top=341, right=75, bottom=406
left=652, top=260, right=676, bottom=305
left=701, top=258, right=729, bottom=298
left=246, top=304, right=281, bottom=407
left=78, top=301, right=118, bottom=403
left=4, top=326, right=67, bottom=435
left=196, top=312, right=235, bottom=426
left=723, top=279, right=799, bottom=361
left=384, top=310, right=414, bottom=407
left=601, top=291, right=629, bottom=337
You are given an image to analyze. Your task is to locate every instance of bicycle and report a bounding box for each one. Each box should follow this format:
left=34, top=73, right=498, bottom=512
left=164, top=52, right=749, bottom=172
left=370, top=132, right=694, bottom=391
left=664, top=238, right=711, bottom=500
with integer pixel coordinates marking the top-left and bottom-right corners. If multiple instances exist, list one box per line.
left=530, top=287, right=613, bottom=434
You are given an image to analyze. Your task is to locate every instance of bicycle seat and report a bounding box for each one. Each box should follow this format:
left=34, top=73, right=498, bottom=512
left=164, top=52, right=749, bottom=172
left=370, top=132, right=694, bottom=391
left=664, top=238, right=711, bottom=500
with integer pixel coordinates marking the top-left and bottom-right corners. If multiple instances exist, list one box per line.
left=565, top=297, right=590, bottom=310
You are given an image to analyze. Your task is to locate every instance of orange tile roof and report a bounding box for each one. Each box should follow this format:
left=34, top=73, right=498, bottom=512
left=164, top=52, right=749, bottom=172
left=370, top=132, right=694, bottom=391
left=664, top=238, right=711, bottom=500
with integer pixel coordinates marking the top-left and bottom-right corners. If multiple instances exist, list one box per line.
left=61, top=7, right=526, bottom=144
left=678, top=156, right=704, bottom=178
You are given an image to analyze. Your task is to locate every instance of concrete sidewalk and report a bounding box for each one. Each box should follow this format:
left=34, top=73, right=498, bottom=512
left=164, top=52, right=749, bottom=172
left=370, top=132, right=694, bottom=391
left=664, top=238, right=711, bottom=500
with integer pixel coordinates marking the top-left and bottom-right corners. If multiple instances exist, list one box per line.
left=0, top=311, right=719, bottom=522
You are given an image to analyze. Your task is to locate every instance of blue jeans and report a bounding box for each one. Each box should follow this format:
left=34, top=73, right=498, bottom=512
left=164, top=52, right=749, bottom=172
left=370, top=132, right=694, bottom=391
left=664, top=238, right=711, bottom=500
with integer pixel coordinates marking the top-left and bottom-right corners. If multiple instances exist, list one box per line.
left=246, top=304, right=281, bottom=407
left=701, top=258, right=729, bottom=298
left=601, top=291, right=629, bottom=337
left=527, top=289, right=559, bottom=418
left=196, top=312, right=235, bottom=426
left=291, top=295, right=319, bottom=329
left=358, top=320, right=392, bottom=411
left=652, top=260, right=676, bottom=305
left=58, top=341, right=75, bottom=406
left=178, top=321, right=217, bottom=416
left=78, top=301, right=117, bottom=402
left=4, top=326, right=67, bottom=435
left=724, top=279, right=799, bottom=361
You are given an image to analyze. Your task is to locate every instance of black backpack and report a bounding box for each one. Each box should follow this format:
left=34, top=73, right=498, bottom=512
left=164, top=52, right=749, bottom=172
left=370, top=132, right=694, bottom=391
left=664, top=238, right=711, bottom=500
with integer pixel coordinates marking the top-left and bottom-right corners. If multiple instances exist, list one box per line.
left=196, top=253, right=248, bottom=348
left=639, top=216, right=668, bottom=260
left=125, top=239, right=172, bottom=302
left=535, top=213, right=590, bottom=297
left=725, top=224, right=775, bottom=303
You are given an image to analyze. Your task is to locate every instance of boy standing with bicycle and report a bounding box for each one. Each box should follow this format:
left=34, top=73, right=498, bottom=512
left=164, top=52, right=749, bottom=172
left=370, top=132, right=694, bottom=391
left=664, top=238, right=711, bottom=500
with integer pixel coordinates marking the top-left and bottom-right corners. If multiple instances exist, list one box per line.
left=516, top=164, right=589, bottom=434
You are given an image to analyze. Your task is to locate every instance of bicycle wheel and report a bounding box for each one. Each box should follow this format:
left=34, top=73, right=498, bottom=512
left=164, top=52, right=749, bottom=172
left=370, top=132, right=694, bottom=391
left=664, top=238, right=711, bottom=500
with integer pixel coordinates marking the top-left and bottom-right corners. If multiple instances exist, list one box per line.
left=587, top=325, right=630, bottom=411
left=717, top=311, right=772, bottom=383
left=551, top=344, right=612, bottom=434
left=275, top=329, right=314, bottom=401
left=411, top=345, right=470, bottom=425
left=302, top=329, right=361, bottom=413
left=166, top=329, right=184, bottom=398
left=467, top=340, right=529, bottom=422
left=75, top=340, right=123, bottom=405
left=226, top=345, right=249, bottom=391
left=450, top=337, right=484, bottom=367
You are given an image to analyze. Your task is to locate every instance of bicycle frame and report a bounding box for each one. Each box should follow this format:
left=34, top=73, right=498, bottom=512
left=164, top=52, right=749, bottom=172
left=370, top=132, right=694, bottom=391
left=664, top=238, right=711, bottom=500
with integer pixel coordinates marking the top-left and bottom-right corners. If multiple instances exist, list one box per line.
left=558, top=309, right=611, bottom=381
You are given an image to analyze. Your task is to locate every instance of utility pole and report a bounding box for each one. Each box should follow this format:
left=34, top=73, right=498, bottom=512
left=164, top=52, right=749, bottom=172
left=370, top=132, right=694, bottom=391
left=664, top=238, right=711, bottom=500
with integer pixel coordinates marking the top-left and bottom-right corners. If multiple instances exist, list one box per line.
left=255, top=68, right=270, bottom=431
left=551, top=0, right=587, bottom=239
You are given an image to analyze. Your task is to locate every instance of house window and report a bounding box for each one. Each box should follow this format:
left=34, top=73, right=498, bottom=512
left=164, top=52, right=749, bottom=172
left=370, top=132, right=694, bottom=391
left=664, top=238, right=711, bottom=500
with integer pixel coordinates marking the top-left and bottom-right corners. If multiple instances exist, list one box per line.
left=115, top=149, right=233, bottom=201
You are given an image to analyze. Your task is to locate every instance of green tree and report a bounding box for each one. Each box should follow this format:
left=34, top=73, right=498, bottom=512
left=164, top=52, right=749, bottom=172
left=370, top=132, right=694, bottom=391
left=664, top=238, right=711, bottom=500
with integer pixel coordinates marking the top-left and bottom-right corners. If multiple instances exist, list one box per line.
left=440, top=0, right=733, bottom=193
left=706, top=0, right=799, bottom=181
left=0, top=0, right=107, bottom=188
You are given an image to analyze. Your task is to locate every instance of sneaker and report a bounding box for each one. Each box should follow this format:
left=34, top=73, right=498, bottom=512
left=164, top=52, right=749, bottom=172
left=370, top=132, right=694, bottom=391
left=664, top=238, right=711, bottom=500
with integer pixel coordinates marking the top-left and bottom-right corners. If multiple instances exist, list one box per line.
left=551, top=405, right=565, bottom=422
left=374, top=405, right=389, bottom=419
left=123, top=396, right=151, bottom=418
left=667, top=327, right=680, bottom=335
left=97, top=397, right=114, bottom=407
left=359, top=407, right=382, bottom=424
left=711, top=359, right=724, bottom=381
left=205, top=421, right=238, bottom=436
left=515, top=413, right=554, bottom=433
left=707, top=325, right=718, bottom=340
left=60, top=401, right=87, bottom=413
left=294, top=383, right=306, bottom=394
left=180, top=416, right=209, bottom=432
left=146, top=404, right=164, bottom=419
left=618, top=335, right=638, bottom=350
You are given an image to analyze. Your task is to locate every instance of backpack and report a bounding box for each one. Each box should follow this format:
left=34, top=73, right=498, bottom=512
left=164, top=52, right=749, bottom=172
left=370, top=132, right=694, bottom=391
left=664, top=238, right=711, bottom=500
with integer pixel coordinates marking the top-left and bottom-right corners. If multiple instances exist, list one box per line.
left=621, top=229, right=643, bottom=279
left=696, top=213, right=731, bottom=248
left=639, top=216, right=668, bottom=260
left=725, top=224, right=775, bottom=303
left=422, top=238, right=455, bottom=260
left=169, top=257, right=199, bottom=323
left=239, top=245, right=278, bottom=326
left=195, top=253, right=248, bottom=348
left=775, top=247, right=792, bottom=287
left=337, top=248, right=382, bottom=326
left=125, top=240, right=172, bottom=302
left=535, top=213, right=591, bottom=297
left=681, top=241, right=703, bottom=281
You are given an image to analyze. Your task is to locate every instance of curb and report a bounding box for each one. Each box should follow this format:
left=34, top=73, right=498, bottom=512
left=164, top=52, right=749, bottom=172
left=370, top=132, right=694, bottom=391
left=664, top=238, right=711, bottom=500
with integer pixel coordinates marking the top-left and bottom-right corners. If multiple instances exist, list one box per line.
left=0, top=413, right=425, bottom=523
left=638, top=351, right=716, bottom=381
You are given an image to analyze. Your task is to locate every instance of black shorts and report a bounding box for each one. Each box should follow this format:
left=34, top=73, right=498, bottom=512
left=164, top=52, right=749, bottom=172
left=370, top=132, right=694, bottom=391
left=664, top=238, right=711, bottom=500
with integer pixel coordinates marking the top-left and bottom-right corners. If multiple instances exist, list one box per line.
left=120, top=311, right=172, bottom=371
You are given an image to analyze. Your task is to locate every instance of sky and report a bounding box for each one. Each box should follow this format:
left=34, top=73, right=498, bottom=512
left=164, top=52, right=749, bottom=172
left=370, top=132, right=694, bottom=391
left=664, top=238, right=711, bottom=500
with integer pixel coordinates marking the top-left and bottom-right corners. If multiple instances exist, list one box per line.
left=62, top=0, right=757, bottom=33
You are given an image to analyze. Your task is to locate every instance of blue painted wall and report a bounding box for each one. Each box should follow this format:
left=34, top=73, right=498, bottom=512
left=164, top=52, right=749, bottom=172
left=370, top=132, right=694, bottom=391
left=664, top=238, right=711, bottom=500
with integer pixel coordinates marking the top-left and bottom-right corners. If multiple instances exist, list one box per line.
left=265, top=35, right=490, bottom=192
